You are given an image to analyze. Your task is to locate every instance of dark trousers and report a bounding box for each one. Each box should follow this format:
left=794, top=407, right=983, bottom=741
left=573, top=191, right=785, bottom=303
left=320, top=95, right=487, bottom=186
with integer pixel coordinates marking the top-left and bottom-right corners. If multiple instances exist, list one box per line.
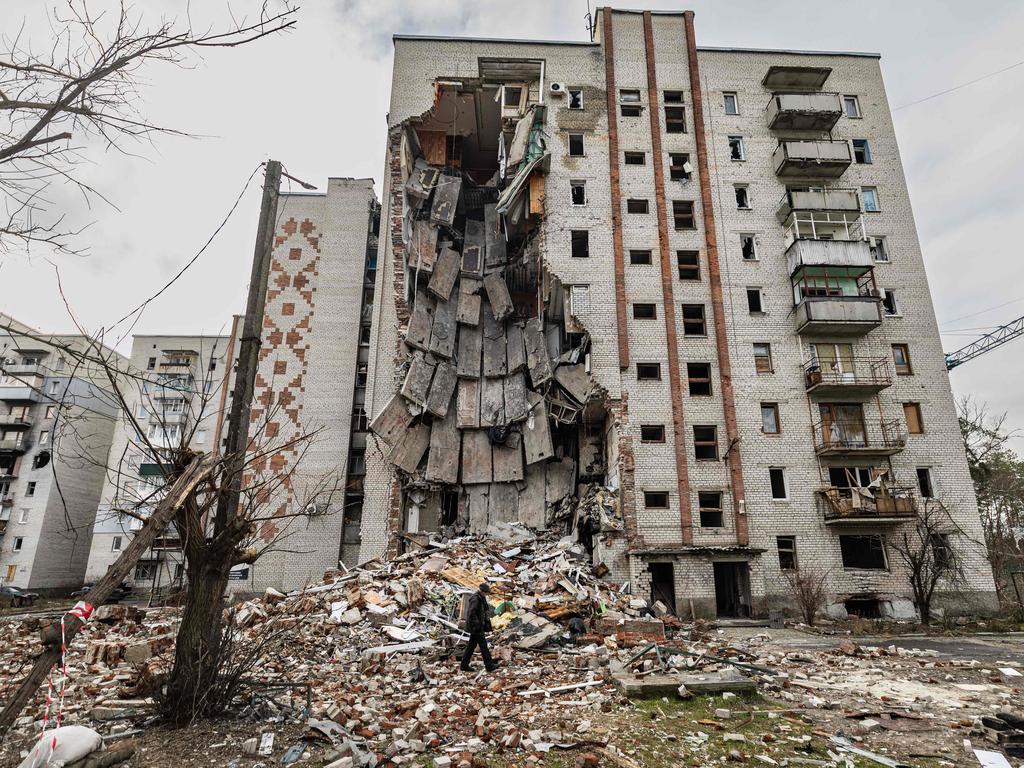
left=460, top=632, right=495, bottom=671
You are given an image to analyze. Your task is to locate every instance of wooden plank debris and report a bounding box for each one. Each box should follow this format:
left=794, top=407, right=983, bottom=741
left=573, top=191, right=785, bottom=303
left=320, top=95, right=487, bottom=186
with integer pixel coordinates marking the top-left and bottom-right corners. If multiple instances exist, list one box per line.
left=425, top=407, right=460, bottom=484
left=416, top=130, right=447, bottom=165
left=506, top=322, right=527, bottom=373
left=492, top=433, right=524, bottom=483
left=456, top=379, right=480, bottom=429
left=455, top=323, right=481, bottom=379
left=406, top=292, right=434, bottom=351
left=456, top=278, right=482, bottom=326
left=428, top=293, right=457, bottom=359
left=389, top=422, right=431, bottom=473
left=368, top=394, right=414, bottom=447
left=523, top=317, right=553, bottom=386
left=503, top=371, right=529, bottom=422
left=554, top=363, right=592, bottom=404
left=481, top=304, right=507, bottom=378
left=523, top=391, right=554, bottom=465
left=483, top=272, right=514, bottom=322
left=425, top=361, right=457, bottom=417
left=430, top=174, right=461, bottom=226
left=400, top=353, right=436, bottom=407
left=461, top=430, right=493, bottom=485
left=480, top=377, right=504, bottom=427
left=428, top=246, right=460, bottom=301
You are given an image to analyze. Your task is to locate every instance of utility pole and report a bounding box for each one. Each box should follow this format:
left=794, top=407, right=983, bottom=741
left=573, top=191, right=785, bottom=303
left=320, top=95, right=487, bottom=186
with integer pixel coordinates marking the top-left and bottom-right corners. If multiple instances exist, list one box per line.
left=215, top=159, right=281, bottom=534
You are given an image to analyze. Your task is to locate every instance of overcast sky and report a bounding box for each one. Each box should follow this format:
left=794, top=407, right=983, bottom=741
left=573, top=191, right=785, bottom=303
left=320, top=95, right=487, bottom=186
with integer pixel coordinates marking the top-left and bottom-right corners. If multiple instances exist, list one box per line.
left=4, top=0, right=1024, bottom=448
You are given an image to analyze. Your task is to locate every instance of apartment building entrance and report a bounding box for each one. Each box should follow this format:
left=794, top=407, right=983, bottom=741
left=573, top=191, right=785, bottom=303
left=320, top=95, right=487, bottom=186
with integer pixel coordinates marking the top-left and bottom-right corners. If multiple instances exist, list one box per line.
left=713, top=561, right=752, bottom=618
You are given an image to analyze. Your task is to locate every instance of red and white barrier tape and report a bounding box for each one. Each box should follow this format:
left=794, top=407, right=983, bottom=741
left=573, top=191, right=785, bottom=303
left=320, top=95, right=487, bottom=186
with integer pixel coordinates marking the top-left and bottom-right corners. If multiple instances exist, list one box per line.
left=39, top=601, right=92, bottom=751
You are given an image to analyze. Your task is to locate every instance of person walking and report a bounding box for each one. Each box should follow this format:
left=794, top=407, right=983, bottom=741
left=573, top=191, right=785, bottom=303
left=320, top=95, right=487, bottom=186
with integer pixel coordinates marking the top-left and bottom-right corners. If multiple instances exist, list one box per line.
left=460, top=582, right=496, bottom=673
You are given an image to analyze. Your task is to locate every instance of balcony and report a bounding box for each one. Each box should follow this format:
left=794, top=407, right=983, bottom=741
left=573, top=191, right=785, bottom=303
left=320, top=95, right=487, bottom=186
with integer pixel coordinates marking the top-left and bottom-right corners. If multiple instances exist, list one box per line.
left=804, top=357, right=893, bottom=398
left=819, top=486, right=918, bottom=526
left=773, top=140, right=852, bottom=178
left=0, top=414, right=32, bottom=429
left=2, top=363, right=44, bottom=376
left=149, top=411, right=188, bottom=426
left=792, top=261, right=881, bottom=336
left=762, top=65, right=832, bottom=90
left=812, top=418, right=906, bottom=457
left=786, top=239, right=872, bottom=276
left=776, top=189, right=861, bottom=223
left=0, top=495, right=12, bottom=508
left=766, top=93, right=842, bottom=131
left=0, top=437, right=30, bottom=454
left=0, top=375, right=44, bottom=402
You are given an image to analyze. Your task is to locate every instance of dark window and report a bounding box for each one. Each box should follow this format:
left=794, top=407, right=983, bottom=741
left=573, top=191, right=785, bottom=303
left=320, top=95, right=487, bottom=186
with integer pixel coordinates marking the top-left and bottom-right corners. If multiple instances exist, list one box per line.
left=746, top=288, right=763, bottom=313
left=682, top=304, right=706, bottom=336
left=852, top=139, right=872, bottom=164
left=672, top=201, right=695, bottom=229
left=570, top=180, right=587, bottom=205
left=630, top=249, right=652, bottom=265
left=883, top=289, right=899, bottom=315
left=728, top=136, right=745, bottom=160
left=870, top=236, right=889, bottom=262
left=687, top=363, right=712, bottom=396
left=571, top=230, right=589, bottom=258
left=769, top=468, right=787, bottom=499
left=352, top=408, right=368, bottom=432
left=620, top=89, right=642, bottom=117
left=777, top=536, right=797, bottom=570
left=637, top=363, right=661, bottom=381
left=135, top=561, right=158, bottom=580
left=665, top=106, right=686, bottom=133
left=644, top=491, right=669, bottom=508
left=693, top=425, right=718, bottom=460
left=761, top=403, right=780, bottom=434
left=669, top=153, right=691, bottom=180
left=624, top=151, right=646, bottom=165
left=503, top=86, right=523, bottom=108
left=627, top=198, right=650, bottom=214
left=209, top=360, right=217, bottom=372
left=677, top=250, right=700, bottom=280
left=663, top=90, right=684, bottom=103
left=640, top=424, right=666, bottom=443
left=633, top=303, right=657, bottom=319
left=892, top=344, right=912, bottom=375
left=147, top=357, right=156, bottom=370
left=568, top=133, right=585, bottom=156
left=753, top=343, right=773, bottom=374
left=698, top=492, right=723, bottom=527
left=568, top=88, right=584, bottom=110
left=931, top=533, right=951, bottom=570
left=917, top=467, right=934, bottom=498
left=734, top=185, right=750, bottom=209
left=741, top=233, right=757, bottom=260
left=904, top=402, right=924, bottom=434
left=26, top=481, right=36, bottom=497
left=840, top=535, right=887, bottom=570
left=359, top=324, right=371, bottom=346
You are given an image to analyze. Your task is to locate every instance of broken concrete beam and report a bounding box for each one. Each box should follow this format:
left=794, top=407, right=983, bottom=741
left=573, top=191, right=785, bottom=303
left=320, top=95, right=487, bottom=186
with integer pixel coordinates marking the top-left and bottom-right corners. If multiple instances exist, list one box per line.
left=506, top=322, right=527, bottom=373
left=406, top=292, right=435, bottom=351
left=483, top=203, right=506, bottom=269
left=595, top=616, right=665, bottom=638
left=430, top=173, right=461, bottom=226
left=483, top=272, right=514, bottom=323
left=456, top=279, right=482, bottom=326
left=456, top=323, right=481, bottom=379
left=479, top=377, right=504, bottom=428
left=428, top=247, right=460, bottom=302
left=425, top=361, right=457, bottom=418
left=492, top=434, right=524, bottom=483
left=466, top=484, right=490, bottom=533
left=481, top=304, right=506, bottom=378
left=503, top=372, right=529, bottom=422
left=523, top=391, right=554, bottom=465
left=554, top=363, right=592, bottom=404
left=409, top=220, right=438, bottom=274
left=461, top=430, right=493, bottom=484
left=425, top=408, right=460, bottom=485
left=405, top=159, right=440, bottom=205
left=456, top=378, right=480, bottom=429
left=369, top=394, right=414, bottom=446
left=545, top=457, right=576, bottom=506
left=523, top=318, right=553, bottom=386
left=428, top=292, right=457, bottom=359
left=389, top=422, right=431, bottom=473
left=400, top=353, right=436, bottom=408
left=488, top=482, right=519, bottom=523
left=518, top=462, right=546, bottom=528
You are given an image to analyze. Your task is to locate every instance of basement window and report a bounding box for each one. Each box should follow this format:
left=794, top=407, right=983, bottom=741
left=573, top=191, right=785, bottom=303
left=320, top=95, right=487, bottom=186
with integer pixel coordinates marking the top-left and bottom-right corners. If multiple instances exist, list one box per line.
left=640, top=424, right=666, bottom=443
left=740, top=233, right=758, bottom=261
left=570, top=180, right=587, bottom=205
left=852, top=139, right=872, bottom=164
left=693, top=425, right=718, bottom=460
left=637, top=363, right=662, bottom=381
left=624, top=151, right=646, bottom=165
left=571, top=230, right=590, bottom=258
left=746, top=287, right=763, bottom=313
left=681, top=304, right=706, bottom=336
left=677, top=250, right=700, bottom=280
left=669, top=153, right=691, bottom=181
left=777, top=536, right=797, bottom=570
left=644, top=491, right=669, bottom=509
left=728, top=136, right=746, bottom=161
left=568, top=133, right=585, bottom=156
left=769, top=467, right=788, bottom=499
left=840, top=535, right=887, bottom=570
left=620, top=89, right=642, bottom=117
left=672, top=201, right=696, bottom=230
left=633, top=303, right=657, bottom=320
left=630, top=249, right=652, bottom=265
left=568, top=88, right=584, bottom=110
left=734, top=185, right=750, bottom=209
left=627, top=198, right=650, bottom=214
left=686, top=362, right=712, bottom=396
left=698, top=492, right=723, bottom=527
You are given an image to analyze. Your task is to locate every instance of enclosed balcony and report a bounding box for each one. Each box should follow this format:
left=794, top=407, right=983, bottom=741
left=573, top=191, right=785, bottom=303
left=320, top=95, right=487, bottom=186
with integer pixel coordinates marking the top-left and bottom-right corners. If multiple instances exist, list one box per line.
left=819, top=485, right=918, bottom=526
left=762, top=65, right=831, bottom=90
left=0, top=435, right=31, bottom=454
left=0, top=374, right=44, bottom=402
left=2, top=363, right=44, bottom=377
left=792, top=263, right=881, bottom=336
left=0, top=414, right=32, bottom=429
left=150, top=411, right=188, bottom=426
left=804, top=356, right=893, bottom=398
left=812, top=413, right=906, bottom=457
left=776, top=189, right=861, bottom=223
left=773, top=140, right=852, bottom=178
left=767, top=93, right=842, bottom=131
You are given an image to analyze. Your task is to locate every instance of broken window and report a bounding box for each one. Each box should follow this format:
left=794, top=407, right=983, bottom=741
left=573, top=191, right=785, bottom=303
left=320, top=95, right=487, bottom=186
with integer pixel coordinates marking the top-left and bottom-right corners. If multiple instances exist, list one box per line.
left=723, top=91, right=739, bottom=115
left=359, top=324, right=371, bottom=346
left=687, top=362, right=712, bottom=396
left=633, top=303, right=657, bottom=319
left=698, top=492, right=724, bottom=527
left=568, top=88, right=584, bottom=110
left=135, top=561, right=158, bottom=580
left=440, top=491, right=459, bottom=526
left=917, top=467, right=934, bottom=498
left=728, top=136, right=745, bottom=161
left=677, top=250, right=700, bottom=280
left=862, top=186, right=880, bottom=212
left=734, top=185, right=750, bottom=209
left=769, top=467, right=788, bottom=499
left=777, top=536, right=797, bottom=570
left=746, top=287, right=763, bottom=313
left=644, top=491, right=669, bottom=508
left=640, top=424, right=666, bottom=443
left=147, top=357, right=156, bottom=370
left=619, top=88, right=642, bottom=117
left=870, top=236, right=889, bottom=262
left=740, top=234, right=757, bottom=260
left=637, top=362, right=661, bottom=381
left=753, top=343, right=773, bottom=374
left=681, top=304, right=706, bottom=336
left=843, top=95, right=861, bottom=118
left=664, top=90, right=684, bottom=103
left=669, top=153, right=691, bottom=180
left=931, top=533, right=951, bottom=570
left=882, top=289, right=899, bottom=316
left=352, top=408, right=368, bottom=432
left=624, top=151, right=646, bottom=165
left=852, top=139, right=872, bottom=164
left=570, top=180, right=587, bottom=205
left=672, top=200, right=695, bottom=230
left=503, top=85, right=523, bottom=109
left=693, top=425, right=718, bottom=460
left=627, top=198, right=650, bottom=214
left=761, top=403, right=780, bottom=434
left=892, top=343, right=912, bottom=375
left=840, top=535, right=887, bottom=570
left=568, top=133, right=585, bottom=156
left=630, top=249, right=653, bottom=265
left=903, top=402, right=924, bottom=434
left=571, top=230, right=590, bottom=258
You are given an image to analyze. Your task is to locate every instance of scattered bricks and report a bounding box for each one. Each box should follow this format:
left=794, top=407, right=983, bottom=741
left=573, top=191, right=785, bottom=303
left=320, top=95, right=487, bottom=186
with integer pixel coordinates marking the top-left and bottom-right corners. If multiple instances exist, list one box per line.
left=575, top=753, right=600, bottom=768
left=715, top=708, right=732, bottom=720
left=434, top=757, right=452, bottom=768
left=92, top=605, right=143, bottom=624
left=122, top=634, right=174, bottom=665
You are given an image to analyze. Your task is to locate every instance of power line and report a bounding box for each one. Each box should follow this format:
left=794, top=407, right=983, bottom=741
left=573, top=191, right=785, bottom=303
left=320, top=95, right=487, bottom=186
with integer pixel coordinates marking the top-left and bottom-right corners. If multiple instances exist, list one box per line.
left=894, top=57, right=1024, bottom=111
left=939, top=296, right=1024, bottom=327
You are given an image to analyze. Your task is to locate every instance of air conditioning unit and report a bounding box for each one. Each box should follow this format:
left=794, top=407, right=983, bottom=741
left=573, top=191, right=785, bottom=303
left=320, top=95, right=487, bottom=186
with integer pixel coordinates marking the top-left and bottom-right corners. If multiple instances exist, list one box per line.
left=549, top=82, right=568, bottom=96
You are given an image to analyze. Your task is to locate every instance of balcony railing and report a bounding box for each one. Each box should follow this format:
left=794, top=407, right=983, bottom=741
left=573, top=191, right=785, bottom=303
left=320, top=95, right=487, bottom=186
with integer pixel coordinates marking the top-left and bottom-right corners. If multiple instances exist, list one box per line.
left=773, top=140, right=852, bottom=178
left=0, top=414, right=32, bottom=429
left=819, top=485, right=918, bottom=525
left=812, top=418, right=906, bottom=456
left=0, top=437, right=30, bottom=454
left=803, top=357, right=893, bottom=397
left=1, top=363, right=44, bottom=377
left=766, top=93, right=842, bottom=131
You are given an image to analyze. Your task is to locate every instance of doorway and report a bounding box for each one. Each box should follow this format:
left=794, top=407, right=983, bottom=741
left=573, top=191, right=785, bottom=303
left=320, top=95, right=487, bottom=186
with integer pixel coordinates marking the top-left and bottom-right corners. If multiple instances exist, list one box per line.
left=648, top=562, right=676, bottom=615
left=713, top=561, right=751, bottom=618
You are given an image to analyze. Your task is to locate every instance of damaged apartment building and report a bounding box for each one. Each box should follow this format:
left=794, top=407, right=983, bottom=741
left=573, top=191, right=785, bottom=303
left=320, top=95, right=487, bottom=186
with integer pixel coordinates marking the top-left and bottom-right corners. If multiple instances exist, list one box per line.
left=257, top=9, right=997, bottom=618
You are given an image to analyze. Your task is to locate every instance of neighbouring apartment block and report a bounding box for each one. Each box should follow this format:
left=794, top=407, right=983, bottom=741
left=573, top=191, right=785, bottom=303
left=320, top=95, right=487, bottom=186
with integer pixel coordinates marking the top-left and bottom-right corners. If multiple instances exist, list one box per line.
left=84, top=329, right=240, bottom=596
left=0, top=314, right=124, bottom=593
left=349, top=8, right=998, bottom=620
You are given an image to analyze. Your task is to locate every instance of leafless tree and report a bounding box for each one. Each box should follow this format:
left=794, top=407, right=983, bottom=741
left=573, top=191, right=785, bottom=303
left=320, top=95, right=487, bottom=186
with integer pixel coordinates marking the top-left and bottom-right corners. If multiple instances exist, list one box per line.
left=782, top=568, right=829, bottom=626
left=1, top=0, right=297, bottom=254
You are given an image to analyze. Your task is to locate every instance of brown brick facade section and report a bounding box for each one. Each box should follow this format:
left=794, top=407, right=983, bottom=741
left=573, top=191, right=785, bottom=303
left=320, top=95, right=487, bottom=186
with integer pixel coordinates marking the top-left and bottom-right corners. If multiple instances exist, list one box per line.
left=683, top=11, right=748, bottom=545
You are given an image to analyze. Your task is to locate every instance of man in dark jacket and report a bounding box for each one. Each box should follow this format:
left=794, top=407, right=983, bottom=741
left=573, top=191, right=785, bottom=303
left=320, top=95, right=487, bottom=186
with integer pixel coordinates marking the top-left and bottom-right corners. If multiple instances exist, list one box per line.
left=460, top=582, right=496, bottom=672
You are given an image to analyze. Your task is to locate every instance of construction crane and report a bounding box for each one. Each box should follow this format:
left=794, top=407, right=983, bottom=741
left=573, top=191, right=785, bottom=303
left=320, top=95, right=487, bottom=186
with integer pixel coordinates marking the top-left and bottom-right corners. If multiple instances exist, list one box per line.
left=945, top=315, right=1024, bottom=370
